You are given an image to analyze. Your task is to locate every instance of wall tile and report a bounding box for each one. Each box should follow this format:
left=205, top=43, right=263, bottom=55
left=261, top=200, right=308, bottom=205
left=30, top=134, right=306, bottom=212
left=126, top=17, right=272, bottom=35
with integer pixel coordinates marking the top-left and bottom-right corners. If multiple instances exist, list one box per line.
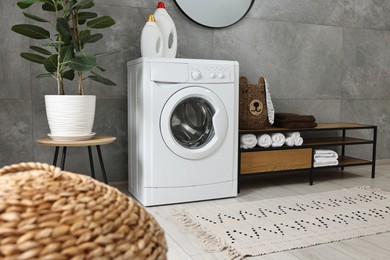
left=214, top=19, right=343, bottom=100
left=0, top=100, right=33, bottom=167
left=0, top=0, right=31, bottom=99
left=343, top=0, right=390, bottom=30
left=341, top=28, right=390, bottom=99
left=247, top=0, right=344, bottom=27
left=341, top=100, right=389, bottom=160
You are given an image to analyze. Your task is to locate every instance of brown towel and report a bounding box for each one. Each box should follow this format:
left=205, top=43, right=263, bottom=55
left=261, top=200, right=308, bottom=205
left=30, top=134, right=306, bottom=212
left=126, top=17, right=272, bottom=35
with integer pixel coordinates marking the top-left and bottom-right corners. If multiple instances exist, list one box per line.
left=275, top=113, right=316, bottom=123
left=274, top=121, right=318, bottom=129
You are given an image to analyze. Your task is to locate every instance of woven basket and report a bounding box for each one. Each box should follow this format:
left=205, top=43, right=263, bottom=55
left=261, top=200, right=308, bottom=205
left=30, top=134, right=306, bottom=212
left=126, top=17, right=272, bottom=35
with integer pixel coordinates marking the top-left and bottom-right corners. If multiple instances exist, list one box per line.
left=0, top=162, right=167, bottom=260
left=239, top=76, right=268, bottom=130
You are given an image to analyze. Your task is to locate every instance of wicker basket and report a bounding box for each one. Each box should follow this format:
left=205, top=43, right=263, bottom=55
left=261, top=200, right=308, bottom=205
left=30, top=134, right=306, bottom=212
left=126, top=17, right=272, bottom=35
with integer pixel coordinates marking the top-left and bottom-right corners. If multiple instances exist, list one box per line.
left=239, top=76, right=268, bottom=130
left=0, top=162, right=167, bottom=260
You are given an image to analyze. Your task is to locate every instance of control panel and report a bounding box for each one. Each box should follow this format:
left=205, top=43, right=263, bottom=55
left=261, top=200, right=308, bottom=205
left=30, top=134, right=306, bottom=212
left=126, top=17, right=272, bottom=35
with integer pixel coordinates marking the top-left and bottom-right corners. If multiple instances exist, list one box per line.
left=188, top=64, right=233, bottom=83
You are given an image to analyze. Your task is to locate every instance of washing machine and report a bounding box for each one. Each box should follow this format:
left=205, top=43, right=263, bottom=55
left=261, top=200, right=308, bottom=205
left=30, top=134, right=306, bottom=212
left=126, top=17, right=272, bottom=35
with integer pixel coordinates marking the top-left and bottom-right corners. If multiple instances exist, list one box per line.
left=127, top=57, right=238, bottom=206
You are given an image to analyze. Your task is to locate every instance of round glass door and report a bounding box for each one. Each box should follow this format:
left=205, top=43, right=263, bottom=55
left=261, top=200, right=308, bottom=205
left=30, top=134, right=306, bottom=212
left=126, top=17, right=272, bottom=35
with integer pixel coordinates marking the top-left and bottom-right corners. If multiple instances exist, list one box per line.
left=171, top=97, right=215, bottom=149
left=160, top=87, right=228, bottom=160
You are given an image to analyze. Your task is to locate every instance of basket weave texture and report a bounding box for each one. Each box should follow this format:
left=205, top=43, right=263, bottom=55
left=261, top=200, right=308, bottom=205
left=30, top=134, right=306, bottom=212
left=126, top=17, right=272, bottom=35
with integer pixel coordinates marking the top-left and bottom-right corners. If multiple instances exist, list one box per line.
left=0, top=162, right=167, bottom=260
left=239, top=76, right=268, bottom=130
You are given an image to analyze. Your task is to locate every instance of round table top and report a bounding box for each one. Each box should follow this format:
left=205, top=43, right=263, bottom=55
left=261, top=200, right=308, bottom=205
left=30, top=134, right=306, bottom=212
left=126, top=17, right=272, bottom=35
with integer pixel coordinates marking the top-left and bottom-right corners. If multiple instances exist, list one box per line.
left=36, top=135, right=117, bottom=147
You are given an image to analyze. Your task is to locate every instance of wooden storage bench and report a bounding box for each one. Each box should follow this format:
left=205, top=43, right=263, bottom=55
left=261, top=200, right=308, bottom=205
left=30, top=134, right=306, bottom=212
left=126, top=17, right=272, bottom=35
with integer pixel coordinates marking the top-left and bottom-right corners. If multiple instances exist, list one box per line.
left=239, top=123, right=377, bottom=186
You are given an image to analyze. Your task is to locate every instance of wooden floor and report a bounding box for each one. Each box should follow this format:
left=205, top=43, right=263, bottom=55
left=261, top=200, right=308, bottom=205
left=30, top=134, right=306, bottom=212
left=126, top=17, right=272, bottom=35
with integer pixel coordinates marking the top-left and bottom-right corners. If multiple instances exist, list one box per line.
left=121, top=161, right=390, bottom=259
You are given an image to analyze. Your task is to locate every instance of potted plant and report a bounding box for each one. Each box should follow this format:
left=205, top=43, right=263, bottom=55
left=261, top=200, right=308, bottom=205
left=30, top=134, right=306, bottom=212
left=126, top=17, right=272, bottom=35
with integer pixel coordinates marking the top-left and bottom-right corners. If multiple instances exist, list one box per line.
left=12, top=0, right=117, bottom=140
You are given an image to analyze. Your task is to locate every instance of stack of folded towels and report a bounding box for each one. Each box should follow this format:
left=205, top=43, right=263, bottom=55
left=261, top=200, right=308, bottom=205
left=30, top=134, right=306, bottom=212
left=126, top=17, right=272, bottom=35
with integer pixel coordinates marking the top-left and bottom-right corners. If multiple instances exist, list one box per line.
left=274, top=113, right=317, bottom=129
left=314, top=149, right=339, bottom=167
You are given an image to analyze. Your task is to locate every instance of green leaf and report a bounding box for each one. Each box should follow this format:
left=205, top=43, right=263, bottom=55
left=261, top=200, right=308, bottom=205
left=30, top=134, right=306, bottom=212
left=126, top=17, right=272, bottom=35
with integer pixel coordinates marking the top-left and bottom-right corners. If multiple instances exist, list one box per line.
left=79, top=30, right=91, bottom=45
left=17, top=0, right=51, bottom=9
left=11, top=24, right=50, bottom=39
left=68, top=52, right=96, bottom=72
left=87, top=16, right=115, bottom=29
left=72, top=0, right=94, bottom=9
left=30, top=46, right=52, bottom=55
left=63, top=70, right=75, bottom=80
left=20, top=52, right=46, bottom=64
left=43, top=54, right=58, bottom=72
left=94, top=49, right=120, bottom=57
left=23, top=12, right=49, bottom=23
left=87, top=33, right=103, bottom=43
left=59, top=46, right=74, bottom=64
left=42, top=2, right=63, bottom=12
left=78, top=12, right=97, bottom=24
left=36, top=73, right=53, bottom=78
left=56, top=18, right=71, bottom=37
left=43, top=40, right=64, bottom=48
left=88, top=72, right=116, bottom=86
left=96, top=66, right=106, bottom=72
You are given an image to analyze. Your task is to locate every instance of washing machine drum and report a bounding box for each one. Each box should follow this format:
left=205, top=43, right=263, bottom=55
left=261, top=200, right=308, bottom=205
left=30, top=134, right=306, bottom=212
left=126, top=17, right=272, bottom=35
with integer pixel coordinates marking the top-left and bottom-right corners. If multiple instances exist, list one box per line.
left=160, top=87, right=228, bottom=160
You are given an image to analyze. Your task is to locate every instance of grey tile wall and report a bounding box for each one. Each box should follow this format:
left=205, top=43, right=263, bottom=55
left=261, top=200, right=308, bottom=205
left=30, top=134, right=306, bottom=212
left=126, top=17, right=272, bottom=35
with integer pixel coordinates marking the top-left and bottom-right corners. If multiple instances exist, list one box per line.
left=1, top=0, right=389, bottom=180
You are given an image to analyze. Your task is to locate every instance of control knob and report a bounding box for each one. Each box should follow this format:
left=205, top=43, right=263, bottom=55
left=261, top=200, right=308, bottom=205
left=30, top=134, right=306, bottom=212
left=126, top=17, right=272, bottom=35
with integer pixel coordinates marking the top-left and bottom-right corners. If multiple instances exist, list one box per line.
left=191, top=70, right=201, bottom=80
left=217, top=73, right=224, bottom=79
left=209, top=73, right=216, bottom=79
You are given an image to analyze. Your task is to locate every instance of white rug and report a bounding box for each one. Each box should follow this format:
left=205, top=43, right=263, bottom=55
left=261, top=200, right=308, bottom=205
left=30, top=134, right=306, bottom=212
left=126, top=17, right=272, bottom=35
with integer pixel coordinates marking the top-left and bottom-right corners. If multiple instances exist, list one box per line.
left=173, top=187, right=390, bottom=259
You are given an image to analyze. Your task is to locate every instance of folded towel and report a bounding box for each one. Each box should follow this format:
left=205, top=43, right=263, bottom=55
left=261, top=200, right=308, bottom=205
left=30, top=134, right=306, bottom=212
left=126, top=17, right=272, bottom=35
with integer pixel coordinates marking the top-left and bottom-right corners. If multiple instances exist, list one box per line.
left=240, top=134, right=257, bottom=149
left=275, top=113, right=316, bottom=122
left=273, top=121, right=318, bottom=129
left=271, top=133, right=285, bottom=147
left=314, top=160, right=338, bottom=167
left=314, top=149, right=338, bottom=159
left=314, top=157, right=339, bottom=163
left=257, top=134, right=272, bottom=148
left=294, top=137, right=304, bottom=146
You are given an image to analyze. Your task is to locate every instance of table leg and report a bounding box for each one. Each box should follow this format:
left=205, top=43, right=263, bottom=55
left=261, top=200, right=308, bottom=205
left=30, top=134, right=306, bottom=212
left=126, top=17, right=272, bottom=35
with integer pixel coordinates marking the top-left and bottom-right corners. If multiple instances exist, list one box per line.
left=96, top=145, right=108, bottom=184
left=53, top=146, right=59, bottom=166
left=88, top=146, right=96, bottom=179
left=60, top=147, right=67, bottom=169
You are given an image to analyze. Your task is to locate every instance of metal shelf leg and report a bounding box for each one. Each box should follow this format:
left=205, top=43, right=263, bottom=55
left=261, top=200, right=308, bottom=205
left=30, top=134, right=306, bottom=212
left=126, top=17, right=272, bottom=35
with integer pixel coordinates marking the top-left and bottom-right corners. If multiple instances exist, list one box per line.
left=88, top=146, right=96, bottom=179
left=96, top=145, right=108, bottom=184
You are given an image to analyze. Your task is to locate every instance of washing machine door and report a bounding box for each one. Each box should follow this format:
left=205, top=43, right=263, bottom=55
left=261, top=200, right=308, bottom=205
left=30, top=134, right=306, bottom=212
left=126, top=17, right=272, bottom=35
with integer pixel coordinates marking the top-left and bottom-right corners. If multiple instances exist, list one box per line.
left=160, top=86, right=228, bottom=160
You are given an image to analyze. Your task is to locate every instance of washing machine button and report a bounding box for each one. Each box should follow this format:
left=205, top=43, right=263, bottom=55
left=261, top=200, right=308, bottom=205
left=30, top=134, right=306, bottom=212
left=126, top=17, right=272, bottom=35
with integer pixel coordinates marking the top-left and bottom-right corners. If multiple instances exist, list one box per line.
left=191, top=70, right=201, bottom=80
left=217, top=73, right=224, bottom=79
left=209, top=73, right=216, bottom=79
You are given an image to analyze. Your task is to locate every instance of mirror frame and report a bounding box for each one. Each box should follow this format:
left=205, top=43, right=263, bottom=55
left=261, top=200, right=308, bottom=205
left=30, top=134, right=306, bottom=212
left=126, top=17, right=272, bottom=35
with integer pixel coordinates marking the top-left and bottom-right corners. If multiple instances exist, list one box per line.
left=173, top=0, right=255, bottom=29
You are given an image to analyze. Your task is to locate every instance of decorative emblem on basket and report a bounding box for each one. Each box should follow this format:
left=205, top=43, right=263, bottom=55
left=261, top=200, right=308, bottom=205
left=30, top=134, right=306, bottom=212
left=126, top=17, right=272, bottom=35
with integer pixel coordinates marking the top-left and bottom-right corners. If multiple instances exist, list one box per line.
left=239, top=76, right=273, bottom=130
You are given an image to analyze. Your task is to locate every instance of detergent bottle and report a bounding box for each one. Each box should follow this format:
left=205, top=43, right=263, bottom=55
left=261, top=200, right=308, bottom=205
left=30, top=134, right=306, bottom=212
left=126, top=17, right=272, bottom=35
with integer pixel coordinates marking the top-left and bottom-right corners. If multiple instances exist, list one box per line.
left=153, top=2, right=177, bottom=58
left=140, top=15, right=163, bottom=58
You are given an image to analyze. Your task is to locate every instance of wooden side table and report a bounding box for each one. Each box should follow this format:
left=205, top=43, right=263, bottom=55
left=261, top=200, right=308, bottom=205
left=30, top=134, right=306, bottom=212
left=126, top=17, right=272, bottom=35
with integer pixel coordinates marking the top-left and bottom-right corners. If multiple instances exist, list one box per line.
left=36, top=135, right=116, bottom=184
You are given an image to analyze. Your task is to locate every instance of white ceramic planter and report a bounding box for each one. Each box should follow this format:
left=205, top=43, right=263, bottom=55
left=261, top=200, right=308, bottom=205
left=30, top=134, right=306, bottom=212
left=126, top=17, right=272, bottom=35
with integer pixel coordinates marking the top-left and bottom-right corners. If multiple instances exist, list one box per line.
left=45, top=95, right=96, bottom=141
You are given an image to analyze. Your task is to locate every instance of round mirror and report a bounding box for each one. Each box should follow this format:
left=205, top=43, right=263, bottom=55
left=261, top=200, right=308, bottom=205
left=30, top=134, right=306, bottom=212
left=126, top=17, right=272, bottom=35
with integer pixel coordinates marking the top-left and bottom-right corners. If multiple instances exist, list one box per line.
left=173, top=0, right=254, bottom=28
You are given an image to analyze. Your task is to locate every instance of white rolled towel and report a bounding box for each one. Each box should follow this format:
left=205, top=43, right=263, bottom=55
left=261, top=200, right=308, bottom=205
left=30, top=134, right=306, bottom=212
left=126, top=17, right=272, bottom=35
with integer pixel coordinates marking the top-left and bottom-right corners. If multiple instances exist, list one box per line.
left=294, top=137, right=304, bottom=146
left=240, top=134, right=257, bottom=149
left=286, top=132, right=300, bottom=140
left=257, top=134, right=272, bottom=148
left=271, top=133, right=285, bottom=147
left=285, top=137, right=295, bottom=147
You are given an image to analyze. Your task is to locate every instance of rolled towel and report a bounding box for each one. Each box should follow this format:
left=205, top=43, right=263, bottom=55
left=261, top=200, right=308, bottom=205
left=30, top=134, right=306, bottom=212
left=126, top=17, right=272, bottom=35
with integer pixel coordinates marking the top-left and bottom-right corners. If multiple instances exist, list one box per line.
left=257, top=134, right=272, bottom=148
left=271, top=133, right=285, bottom=147
left=286, top=132, right=300, bottom=140
left=314, top=160, right=338, bottom=167
left=294, top=137, right=304, bottom=146
left=285, top=137, right=295, bottom=147
left=240, top=134, right=257, bottom=149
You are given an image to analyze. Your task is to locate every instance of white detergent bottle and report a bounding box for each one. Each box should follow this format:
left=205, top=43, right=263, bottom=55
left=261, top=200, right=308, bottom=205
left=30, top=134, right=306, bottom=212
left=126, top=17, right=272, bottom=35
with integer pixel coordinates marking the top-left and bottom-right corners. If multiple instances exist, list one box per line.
left=140, top=15, right=163, bottom=58
left=154, top=2, right=177, bottom=58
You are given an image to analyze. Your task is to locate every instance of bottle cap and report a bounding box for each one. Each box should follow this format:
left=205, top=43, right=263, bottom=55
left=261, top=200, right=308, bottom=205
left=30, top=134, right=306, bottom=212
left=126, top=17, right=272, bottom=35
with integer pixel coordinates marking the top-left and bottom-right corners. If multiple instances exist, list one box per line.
left=147, top=15, right=156, bottom=22
left=157, top=2, right=165, bottom=8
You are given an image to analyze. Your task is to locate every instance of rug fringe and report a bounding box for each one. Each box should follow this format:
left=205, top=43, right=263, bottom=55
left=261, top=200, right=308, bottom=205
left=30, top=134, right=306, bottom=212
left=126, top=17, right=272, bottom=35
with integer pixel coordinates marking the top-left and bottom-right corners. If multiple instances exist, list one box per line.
left=171, top=209, right=244, bottom=260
